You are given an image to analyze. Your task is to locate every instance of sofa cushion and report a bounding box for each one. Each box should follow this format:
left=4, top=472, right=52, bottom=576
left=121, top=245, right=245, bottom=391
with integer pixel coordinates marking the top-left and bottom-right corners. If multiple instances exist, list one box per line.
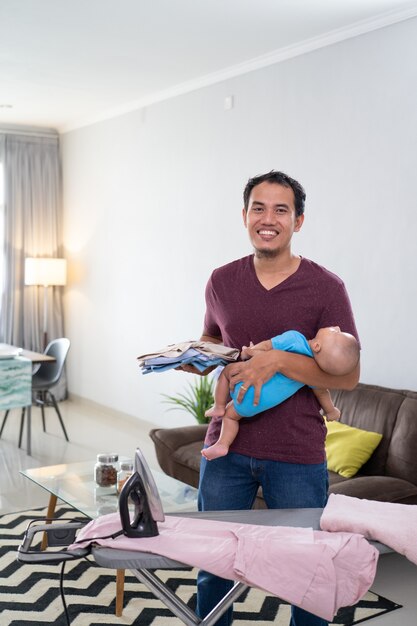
left=176, top=442, right=204, bottom=476
left=385, top=394, right=417, bottom=483
left=325, top=419, right=382, bottom=478
left=329, top=475, right=417, bottom=504
left=330, top=384, right=403, bottom=475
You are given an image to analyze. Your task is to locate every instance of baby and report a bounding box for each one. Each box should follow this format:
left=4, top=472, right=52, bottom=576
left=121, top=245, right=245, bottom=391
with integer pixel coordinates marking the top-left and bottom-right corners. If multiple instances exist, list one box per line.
left=202, top=327, right=359, bottom=461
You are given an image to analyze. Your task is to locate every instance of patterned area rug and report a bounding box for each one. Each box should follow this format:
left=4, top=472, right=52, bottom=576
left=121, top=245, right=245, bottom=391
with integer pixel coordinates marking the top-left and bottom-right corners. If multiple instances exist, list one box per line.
left=0, top=506, right=402, bottom=625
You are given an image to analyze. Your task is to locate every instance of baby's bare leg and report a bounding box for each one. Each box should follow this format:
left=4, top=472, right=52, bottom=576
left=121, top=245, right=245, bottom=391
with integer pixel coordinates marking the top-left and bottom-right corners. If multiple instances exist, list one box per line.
left=202, top=403, right=241, bottom=460
left=205, top=367, right=231, bottom=418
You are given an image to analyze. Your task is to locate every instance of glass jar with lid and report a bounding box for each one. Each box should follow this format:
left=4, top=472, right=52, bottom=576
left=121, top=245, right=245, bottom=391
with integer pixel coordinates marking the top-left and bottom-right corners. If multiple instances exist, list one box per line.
left=117, top=459, right=134, bottom=493
left=94, top=453, right=119, bottom=488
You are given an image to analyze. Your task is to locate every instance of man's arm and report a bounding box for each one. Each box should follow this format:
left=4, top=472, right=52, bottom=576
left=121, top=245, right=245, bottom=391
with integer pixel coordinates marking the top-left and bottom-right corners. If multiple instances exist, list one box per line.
left=200, top=333, right=223, bottom=345
left=228, top=350, right=360, bottom=405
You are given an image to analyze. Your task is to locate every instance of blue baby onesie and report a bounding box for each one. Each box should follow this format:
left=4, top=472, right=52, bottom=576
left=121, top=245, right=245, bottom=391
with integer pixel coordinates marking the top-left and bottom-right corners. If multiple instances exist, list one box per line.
left=230, top=330, right=313, bottom=418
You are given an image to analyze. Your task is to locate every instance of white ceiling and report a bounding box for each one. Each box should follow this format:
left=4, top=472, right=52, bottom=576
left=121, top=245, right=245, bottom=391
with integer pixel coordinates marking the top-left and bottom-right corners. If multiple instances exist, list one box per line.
left=1, top=0, right=417, bottom=133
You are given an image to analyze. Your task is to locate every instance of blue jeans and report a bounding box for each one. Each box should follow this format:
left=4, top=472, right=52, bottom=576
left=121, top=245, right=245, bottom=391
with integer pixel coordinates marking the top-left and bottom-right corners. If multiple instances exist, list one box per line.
left=196, top=451, right=329, bottom=626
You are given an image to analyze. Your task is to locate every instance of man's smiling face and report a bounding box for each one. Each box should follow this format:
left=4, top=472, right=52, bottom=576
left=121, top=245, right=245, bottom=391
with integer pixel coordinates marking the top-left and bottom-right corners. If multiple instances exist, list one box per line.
left=242, top=181, right=304, bottom=258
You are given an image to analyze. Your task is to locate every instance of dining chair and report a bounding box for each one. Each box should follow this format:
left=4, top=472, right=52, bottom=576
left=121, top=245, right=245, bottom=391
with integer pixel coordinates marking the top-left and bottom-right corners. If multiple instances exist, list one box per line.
left=0, top=338, right=71, bottom=447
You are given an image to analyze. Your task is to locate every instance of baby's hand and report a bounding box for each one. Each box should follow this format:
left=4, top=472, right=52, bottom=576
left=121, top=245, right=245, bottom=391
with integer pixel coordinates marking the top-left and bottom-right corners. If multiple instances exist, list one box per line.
left=241, top=342, right=254, bottom=360
left=322, top=407, right=341, bottom=422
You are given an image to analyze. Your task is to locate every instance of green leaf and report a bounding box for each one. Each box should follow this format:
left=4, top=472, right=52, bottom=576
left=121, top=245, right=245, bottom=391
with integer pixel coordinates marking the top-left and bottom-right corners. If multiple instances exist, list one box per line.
left=162, top=375, right=215, bottom=424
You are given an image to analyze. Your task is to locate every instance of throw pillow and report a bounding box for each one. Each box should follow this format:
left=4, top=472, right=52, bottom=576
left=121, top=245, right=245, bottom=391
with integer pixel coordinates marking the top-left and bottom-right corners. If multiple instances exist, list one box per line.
left=325, top=419, right=383, bottom=478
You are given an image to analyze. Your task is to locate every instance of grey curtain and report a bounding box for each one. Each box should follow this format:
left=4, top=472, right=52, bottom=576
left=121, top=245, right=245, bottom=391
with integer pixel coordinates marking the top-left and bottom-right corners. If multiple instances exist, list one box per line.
left=0, top=132, right=65, bottom=362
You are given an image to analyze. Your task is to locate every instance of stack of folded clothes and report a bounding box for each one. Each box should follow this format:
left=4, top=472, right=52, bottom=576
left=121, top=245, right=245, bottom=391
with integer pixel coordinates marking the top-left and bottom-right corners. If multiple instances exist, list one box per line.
left=137, top=340, right=240, bottom=374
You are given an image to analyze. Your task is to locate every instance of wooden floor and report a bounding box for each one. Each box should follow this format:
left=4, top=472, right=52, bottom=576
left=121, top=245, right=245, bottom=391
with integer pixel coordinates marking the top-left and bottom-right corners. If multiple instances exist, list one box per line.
left=1, top=396, right=417, bottom=625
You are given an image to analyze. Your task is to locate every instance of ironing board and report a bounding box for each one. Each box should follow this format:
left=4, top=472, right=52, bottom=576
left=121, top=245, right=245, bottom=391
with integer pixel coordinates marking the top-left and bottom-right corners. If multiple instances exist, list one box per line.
left=18, top=441, right=392, bottom=626
left=18, top=506, right=391, bottom=625
left=90, top=508, right=391, bottom=626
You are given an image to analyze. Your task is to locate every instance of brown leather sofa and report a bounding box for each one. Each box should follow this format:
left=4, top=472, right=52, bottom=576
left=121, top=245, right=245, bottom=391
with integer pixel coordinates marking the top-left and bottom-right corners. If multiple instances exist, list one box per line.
left=149, top=383, right=417, bottom=507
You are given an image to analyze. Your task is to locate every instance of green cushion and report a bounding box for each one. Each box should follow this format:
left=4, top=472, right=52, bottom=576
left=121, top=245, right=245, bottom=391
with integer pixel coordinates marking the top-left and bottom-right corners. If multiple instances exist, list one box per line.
left=325, top=419, right=383, bottom=478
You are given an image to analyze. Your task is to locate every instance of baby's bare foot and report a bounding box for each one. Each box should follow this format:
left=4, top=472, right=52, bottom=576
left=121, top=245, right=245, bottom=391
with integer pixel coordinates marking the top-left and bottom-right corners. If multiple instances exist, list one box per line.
left=205, top=405, right=226, bottom=418
left=201, top=442, right=230, bottom=460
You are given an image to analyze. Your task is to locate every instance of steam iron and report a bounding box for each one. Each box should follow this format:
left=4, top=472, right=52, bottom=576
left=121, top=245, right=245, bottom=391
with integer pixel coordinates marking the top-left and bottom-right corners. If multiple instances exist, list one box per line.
left=119, top=447, right=165, bottom=538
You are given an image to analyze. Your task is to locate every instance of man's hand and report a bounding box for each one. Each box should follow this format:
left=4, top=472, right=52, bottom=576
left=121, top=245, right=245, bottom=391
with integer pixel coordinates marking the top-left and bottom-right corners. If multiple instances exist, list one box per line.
left=227, top=350, right=279, bottom=406
left=175, top=364, right=217, bottom=376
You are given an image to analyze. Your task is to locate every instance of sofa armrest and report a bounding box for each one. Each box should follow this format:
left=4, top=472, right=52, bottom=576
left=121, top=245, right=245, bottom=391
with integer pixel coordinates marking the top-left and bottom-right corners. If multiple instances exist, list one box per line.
left=149, top=425, right=208, bottom=451
left=149, top=425, right=208, bottom=488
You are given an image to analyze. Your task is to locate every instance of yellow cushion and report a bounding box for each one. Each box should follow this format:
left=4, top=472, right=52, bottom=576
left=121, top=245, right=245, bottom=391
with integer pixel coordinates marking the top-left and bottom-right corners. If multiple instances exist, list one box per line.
left=325, top=419, right=383, bottom=478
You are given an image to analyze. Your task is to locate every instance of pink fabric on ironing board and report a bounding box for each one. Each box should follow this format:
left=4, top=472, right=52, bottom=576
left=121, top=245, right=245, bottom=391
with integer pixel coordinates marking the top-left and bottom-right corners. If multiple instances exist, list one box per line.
left=321, top=493, right=417, bottom=564
left=72, top=514, right=378, bottom=621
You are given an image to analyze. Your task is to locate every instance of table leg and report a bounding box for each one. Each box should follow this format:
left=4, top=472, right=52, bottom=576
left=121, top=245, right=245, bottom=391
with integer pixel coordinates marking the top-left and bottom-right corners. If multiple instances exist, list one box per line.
left=116, top=569, right=126, bottom=616
left=41, top=493, right=58, bottom=550
left=26, top=405, right=31, bottom=456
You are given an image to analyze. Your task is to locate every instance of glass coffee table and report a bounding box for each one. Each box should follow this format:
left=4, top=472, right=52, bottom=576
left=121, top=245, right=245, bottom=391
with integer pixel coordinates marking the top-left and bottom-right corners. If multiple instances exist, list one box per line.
left=20, top=459, right=198, bottom=616
left=21, top=459, right=198, bottom=519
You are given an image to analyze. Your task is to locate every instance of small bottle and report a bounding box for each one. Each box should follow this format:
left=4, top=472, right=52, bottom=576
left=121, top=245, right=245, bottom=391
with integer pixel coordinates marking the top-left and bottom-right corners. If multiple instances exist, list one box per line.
left=94, top=453, right=119, bottom=488
left=117, top=459, right=134, bottom=493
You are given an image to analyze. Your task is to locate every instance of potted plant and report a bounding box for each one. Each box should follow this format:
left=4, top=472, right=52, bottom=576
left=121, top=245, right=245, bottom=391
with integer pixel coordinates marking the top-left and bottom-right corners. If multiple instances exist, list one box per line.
left=162, top=375, right=214, bottom=424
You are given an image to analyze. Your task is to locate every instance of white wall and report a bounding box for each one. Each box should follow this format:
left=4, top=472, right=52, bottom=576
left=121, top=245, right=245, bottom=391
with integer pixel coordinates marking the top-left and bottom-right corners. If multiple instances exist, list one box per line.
left=62, top=17, right=417, bottom=428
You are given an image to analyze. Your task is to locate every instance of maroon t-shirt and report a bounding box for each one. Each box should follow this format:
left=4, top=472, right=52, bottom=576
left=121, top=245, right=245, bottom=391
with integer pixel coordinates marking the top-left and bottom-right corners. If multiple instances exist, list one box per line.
left=203, top=255, right=359, bottom=464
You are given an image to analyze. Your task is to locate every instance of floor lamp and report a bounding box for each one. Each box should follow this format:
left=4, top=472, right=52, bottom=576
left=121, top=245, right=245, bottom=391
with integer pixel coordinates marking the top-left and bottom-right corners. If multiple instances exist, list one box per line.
left=24, top=257, right=67, bottom=350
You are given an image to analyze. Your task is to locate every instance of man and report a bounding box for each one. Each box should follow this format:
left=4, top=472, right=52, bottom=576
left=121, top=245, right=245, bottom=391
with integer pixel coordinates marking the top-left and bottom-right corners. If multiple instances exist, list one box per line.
left=184, top=171, right=360, bottom=626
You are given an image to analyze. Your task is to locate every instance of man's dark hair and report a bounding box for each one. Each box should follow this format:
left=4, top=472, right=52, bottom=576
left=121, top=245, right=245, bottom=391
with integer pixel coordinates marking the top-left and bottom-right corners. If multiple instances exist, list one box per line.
left=243, top=170, right=306, bottom=217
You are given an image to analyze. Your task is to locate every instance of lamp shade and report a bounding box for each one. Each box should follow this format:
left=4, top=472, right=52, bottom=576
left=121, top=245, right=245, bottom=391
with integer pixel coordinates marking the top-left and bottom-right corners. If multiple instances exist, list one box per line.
left=25, top=257, right=67, bottom=287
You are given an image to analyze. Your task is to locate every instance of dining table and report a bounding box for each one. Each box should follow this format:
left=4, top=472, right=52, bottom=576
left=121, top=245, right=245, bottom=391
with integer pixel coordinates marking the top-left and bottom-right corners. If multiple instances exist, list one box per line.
left=0, top=343, right=56, bottom=455
left=0, top=343, right=55, bottom=363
